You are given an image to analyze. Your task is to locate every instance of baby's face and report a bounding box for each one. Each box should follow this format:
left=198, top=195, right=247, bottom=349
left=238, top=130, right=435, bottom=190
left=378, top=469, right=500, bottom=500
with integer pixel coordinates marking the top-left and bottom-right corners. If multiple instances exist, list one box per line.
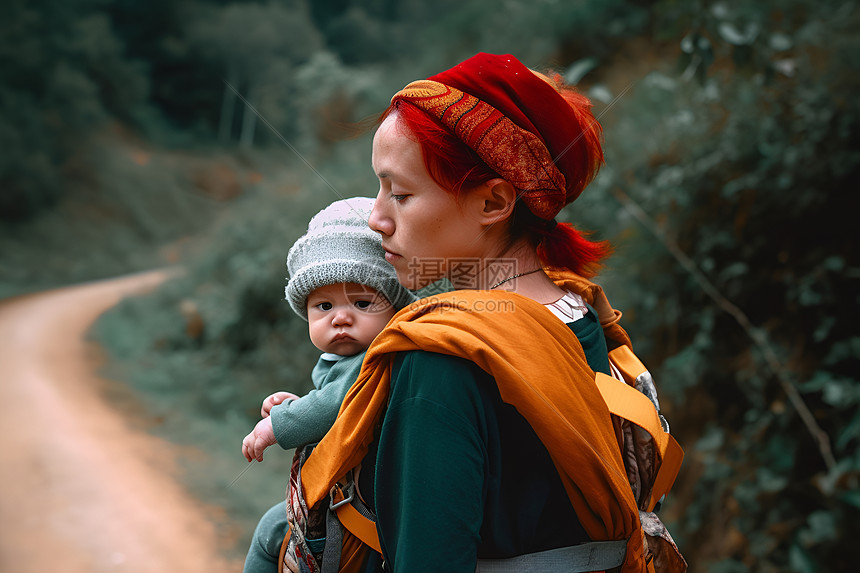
left=307, top=283, right=396, bottom=356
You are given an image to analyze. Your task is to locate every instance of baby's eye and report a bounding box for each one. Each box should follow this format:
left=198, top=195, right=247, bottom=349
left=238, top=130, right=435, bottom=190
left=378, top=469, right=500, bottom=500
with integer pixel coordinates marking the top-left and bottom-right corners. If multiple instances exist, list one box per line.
left=315, top=301, right=333, bottom=311
left=354, top=300, right=372, bottom=310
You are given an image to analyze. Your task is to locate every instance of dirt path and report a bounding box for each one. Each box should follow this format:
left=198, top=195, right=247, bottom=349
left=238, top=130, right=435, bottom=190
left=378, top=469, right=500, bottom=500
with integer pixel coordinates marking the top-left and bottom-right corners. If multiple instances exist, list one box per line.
left=0, top=271, right=242, bottom=573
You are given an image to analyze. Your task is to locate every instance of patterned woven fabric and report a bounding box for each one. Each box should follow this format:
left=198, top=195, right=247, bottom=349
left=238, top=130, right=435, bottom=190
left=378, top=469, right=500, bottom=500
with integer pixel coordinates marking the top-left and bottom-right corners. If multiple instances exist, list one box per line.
left=392, top=80, right=566, bottom=220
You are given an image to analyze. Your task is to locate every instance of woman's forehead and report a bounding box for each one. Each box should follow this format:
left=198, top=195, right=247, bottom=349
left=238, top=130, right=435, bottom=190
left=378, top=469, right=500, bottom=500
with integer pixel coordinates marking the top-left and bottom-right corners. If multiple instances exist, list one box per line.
left=372, top=116, right=419, bottom=175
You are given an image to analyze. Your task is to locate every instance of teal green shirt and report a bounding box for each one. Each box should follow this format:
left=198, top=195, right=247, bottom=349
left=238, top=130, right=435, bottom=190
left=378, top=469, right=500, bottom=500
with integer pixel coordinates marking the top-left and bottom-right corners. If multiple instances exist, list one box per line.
left=363, top=309, right=610, bottom=572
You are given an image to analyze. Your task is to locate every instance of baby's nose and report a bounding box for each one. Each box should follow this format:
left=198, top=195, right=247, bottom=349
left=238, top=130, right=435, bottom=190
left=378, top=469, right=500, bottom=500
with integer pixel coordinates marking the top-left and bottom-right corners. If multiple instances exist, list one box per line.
left=331, top=309, right=352, bottom=325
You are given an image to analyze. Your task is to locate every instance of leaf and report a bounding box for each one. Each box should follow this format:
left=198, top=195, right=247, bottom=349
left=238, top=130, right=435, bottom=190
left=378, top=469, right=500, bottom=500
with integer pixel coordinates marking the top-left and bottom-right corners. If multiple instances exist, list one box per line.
left=757, top=467, right=789, bottom=493
left=821, top=255, right=845, bottom=272
left=812, top=316, right=835, bottom=342
left=718, top=22, right=759, bottom=46
left=695, top=426, right=725, bottom=452
left=823, top=337, right=860, bottom=366
left=836, top=415, right=860, bottom=451
left=587, top=84, right=614, bottom=104
left=822, top=377, right=859, bottom=407
left=841, top=489, right=860, bottom=509
left=680, top=33, right=695, bottom=54
left=801, top=511, right=838, bottom=544
left=563, top=57, right=599, bottom=85
left=789, top=544, right=816, bottom=573
left=718, top=261, right=748, bottom=283
left=770, top=33, right=793, bottom=51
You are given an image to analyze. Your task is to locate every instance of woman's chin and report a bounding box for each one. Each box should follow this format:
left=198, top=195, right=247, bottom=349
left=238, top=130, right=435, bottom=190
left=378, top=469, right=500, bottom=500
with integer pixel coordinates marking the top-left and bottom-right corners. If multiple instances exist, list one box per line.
left=397, top=271, right=443, bottom=293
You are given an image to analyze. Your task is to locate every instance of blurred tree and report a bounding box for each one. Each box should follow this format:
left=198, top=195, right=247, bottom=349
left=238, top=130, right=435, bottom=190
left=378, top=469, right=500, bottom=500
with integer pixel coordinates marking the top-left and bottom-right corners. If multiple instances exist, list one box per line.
left=309, top=0, right=401, bottom=65
left=185, top=1, right=322, bottom=148
left=107, top=0, right=239, bottom=138
left=0, top=0, right=148, bottom=222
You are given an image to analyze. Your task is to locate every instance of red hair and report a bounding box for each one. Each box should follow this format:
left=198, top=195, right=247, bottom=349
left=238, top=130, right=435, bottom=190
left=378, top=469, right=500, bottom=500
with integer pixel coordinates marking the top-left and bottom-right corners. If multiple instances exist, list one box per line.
left=380, top=86, right=610, bottom=278
left=383, top=100, right=498, bottom=200
left=539, top=71, right=606, bottom=203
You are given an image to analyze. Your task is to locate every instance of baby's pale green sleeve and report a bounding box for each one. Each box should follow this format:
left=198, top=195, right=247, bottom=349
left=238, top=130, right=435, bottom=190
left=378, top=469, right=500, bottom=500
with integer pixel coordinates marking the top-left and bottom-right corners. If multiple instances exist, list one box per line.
left=269, top=352, right=365, bottom=450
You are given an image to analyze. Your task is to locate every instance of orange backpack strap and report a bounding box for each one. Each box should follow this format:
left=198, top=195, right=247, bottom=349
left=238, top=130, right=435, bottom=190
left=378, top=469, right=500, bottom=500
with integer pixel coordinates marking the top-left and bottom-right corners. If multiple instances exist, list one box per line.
left=599, top=346, right=685, bottom=512
left=651, top=434, right=684, bottom=511
left=330, top=482, right=383, bottom=554
left=608, top=344, right=651, bottom=384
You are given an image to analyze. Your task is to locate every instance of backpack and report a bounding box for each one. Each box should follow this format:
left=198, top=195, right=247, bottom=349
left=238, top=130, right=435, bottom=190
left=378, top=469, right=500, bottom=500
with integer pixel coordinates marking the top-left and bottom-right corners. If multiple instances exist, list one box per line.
left=280, top=444, right=379, bottom=573
left=278, top=342, right=686, bottom=573
left=602, top=344, right=687, bottom=572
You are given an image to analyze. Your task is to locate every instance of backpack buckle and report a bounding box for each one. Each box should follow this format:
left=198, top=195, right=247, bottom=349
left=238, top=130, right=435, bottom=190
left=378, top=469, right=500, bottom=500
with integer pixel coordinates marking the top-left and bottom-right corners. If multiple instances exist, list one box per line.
left=330, top=478, right=355, bottom=510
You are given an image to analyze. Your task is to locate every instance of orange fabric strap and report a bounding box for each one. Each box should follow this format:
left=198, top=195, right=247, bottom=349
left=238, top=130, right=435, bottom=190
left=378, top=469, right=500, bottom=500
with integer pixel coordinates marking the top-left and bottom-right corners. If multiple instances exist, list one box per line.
left=595, top=372, right=684, bottom=511
left=330, top=374, right=683, bottom=561
left=301, top=277, right=645, bottom=573
left=608, top=345, right=647, bottom=382
left=651, top=435, right=684, bottom=511
left=604, top=344, right=685, bottom=511
left=544, top=269, right=632, bottom=349
left=331, top=487, right=382, bottom=554
left=596, top=373, right=668, bottom=453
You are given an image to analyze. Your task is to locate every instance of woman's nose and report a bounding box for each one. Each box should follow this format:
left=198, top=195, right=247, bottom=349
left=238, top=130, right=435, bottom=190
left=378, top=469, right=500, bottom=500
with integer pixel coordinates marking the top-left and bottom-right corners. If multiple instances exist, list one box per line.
left=368, top=194, right=393, bottom=236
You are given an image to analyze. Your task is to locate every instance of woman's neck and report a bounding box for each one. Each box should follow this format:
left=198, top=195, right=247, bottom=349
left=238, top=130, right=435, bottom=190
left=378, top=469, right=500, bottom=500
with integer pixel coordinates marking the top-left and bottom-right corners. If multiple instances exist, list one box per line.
left=451, top=239, right=566, bottom=304
left=495, top=267, right=566, bottom=304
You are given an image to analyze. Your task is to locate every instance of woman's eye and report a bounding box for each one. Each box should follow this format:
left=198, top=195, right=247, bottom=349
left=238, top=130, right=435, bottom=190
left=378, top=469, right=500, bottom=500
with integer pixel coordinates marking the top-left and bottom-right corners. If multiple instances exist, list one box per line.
left=355, top=300, right=372, bottom=310
left=392, top=193, right=408, bottom=202
left=315, top=302, right=333, bottom=311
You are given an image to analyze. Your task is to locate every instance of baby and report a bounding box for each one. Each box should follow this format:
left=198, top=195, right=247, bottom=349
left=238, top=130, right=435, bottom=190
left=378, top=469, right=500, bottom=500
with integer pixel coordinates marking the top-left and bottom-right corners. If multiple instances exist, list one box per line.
left=241, top=197, right=415, bottom=462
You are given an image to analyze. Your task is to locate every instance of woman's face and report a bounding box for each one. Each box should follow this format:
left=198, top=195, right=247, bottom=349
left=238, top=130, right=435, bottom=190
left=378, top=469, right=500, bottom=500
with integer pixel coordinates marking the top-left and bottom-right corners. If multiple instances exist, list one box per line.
left=369, top=114, right=487, bottom=290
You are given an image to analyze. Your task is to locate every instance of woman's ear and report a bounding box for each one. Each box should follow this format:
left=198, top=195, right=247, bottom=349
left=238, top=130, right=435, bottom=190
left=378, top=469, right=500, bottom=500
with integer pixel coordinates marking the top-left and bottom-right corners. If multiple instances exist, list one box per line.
left=472, top=178, right=517, bottom=226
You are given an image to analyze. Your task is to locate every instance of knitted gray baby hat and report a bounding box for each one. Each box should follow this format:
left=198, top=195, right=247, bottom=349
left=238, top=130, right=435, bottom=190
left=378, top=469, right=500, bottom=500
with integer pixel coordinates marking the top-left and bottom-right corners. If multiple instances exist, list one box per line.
left=286, top=197, right=416, bottom=320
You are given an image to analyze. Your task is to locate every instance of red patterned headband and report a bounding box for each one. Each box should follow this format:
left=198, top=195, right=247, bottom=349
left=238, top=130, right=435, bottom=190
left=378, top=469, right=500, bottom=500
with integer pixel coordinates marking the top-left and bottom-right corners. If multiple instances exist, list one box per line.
left=391, top=80, right=566, bottom=220
left=390, top=53, right=602, bottom=220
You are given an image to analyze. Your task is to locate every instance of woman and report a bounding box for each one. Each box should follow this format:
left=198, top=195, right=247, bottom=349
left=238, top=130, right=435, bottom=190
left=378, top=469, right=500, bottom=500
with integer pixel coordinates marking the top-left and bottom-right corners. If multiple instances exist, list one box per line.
left=245, top=53, right=683, bottom=573
left=290, top=53, right=653, bottom=573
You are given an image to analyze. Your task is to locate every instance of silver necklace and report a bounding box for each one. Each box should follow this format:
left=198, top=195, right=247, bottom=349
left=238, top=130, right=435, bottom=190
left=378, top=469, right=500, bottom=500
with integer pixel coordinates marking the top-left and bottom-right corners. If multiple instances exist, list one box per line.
left=489, top=268, right=542, bottom=289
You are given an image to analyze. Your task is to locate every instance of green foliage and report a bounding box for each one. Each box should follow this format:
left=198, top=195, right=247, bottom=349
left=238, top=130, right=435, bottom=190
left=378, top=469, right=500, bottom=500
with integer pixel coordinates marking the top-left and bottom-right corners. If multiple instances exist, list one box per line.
left=184, top=1, right=323, bottom=147
left=0, top=0, right=150, bottom=221
left=0, top=135, right=231, bottom=298
left=581, top=1, right=860, bottom=570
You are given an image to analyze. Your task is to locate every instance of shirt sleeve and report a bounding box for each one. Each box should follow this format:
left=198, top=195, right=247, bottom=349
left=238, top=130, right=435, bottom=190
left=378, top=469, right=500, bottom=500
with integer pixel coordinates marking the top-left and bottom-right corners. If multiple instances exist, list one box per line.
left=270, top=353, right=364, bottom=450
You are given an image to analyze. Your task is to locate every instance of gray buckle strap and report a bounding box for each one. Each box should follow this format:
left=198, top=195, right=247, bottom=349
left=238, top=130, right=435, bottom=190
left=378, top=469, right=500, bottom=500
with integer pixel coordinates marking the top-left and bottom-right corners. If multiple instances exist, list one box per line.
left=475, top=540, right=627, bottom=572
left=322, top=473, right=354, bottom=573
left=321, top=505, right=342, bottom=573
left=322, top=471, right=381, bottom=573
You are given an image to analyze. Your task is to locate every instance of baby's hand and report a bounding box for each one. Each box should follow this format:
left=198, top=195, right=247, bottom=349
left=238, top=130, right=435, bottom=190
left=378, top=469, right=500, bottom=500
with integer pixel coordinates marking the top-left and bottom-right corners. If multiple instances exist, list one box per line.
left=261, top=391, right=300, bottom=418
left=242, top=417, right=277, bottom=462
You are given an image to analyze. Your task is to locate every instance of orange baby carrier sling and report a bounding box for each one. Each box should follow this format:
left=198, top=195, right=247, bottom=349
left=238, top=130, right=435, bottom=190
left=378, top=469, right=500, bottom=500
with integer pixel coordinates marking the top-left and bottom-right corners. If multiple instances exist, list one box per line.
left=280, top=272, right=686, bottom=573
